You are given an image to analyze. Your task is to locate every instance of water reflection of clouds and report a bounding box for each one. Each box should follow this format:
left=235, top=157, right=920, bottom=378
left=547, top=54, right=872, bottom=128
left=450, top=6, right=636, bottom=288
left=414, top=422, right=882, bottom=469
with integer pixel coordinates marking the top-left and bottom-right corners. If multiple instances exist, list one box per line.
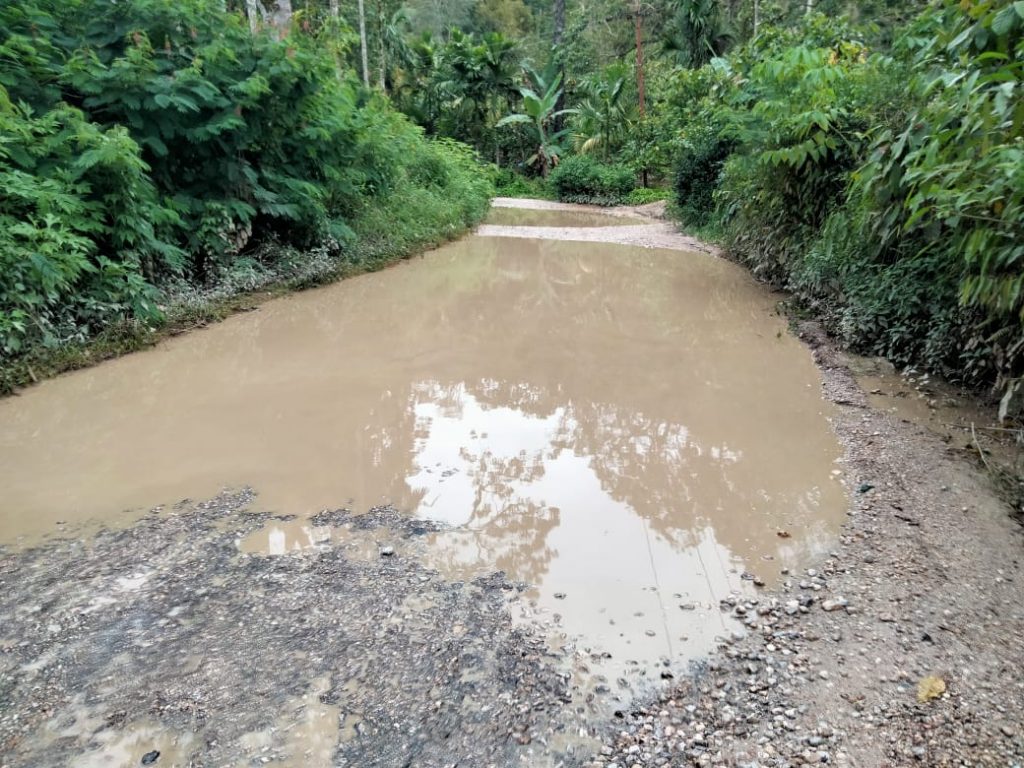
left=403, top=378, right=840, bottom=667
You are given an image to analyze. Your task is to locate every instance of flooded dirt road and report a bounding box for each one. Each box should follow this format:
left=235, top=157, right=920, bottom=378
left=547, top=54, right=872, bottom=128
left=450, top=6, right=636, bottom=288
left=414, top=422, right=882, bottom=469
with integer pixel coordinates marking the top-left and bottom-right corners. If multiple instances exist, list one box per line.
left=0, top=199, right=860, bottom=767
left=0, top=208, right=845, bottom=670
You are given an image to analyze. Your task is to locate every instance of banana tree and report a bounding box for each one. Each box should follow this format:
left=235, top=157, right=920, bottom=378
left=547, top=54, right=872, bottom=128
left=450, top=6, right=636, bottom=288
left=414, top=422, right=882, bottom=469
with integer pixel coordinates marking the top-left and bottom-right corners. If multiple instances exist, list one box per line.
left=497, top=73, right=576, bottom=176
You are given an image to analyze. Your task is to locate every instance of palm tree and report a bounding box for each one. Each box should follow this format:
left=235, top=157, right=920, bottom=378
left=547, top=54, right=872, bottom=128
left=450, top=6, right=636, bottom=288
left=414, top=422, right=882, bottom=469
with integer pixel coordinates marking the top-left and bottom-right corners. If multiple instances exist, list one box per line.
left=438, top=31, right=521, bottom=151
left=497, top=72, right=576, bottom=176
left=663, top=0, right=735, bottom=68
left=377, top=8, right=412, bottom=93
left=572, top=63, right=635, bottom=160
left=394, top=31, right=442, bottom=127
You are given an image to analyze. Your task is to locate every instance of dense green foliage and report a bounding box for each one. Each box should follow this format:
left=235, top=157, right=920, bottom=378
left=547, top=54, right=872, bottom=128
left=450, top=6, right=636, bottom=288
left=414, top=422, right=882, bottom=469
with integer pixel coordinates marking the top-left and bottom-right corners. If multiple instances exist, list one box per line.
left=673, top=124, right=734, bottom=226
left=656, top=2, right=1024, bottom=410
left=0, top=0, right=490, bottom=370
left=492, top=167, right=556, bottom=199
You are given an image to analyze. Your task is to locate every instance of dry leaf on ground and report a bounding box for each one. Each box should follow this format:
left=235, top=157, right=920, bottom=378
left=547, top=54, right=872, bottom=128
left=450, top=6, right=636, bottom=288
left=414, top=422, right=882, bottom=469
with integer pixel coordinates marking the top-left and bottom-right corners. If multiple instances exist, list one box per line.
left=917, top=675, right=947, bottom=703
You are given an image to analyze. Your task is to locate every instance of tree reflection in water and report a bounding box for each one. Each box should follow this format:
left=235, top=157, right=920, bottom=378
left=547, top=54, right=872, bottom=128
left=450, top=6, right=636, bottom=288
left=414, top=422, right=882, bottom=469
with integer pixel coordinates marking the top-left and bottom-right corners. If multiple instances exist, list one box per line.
left=391, top=375, right=841, bottom=669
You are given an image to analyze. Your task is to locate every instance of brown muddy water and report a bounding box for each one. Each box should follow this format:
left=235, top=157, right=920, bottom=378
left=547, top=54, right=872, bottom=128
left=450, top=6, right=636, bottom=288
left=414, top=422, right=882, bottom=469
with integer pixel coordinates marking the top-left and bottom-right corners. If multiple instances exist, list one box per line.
left=0, top=216, right=847, bottom=674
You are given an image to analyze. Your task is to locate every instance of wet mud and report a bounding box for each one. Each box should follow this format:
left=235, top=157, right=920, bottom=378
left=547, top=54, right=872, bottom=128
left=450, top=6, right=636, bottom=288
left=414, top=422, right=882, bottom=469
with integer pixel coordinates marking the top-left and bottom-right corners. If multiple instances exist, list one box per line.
left=0, top=496, right=579, bottom=767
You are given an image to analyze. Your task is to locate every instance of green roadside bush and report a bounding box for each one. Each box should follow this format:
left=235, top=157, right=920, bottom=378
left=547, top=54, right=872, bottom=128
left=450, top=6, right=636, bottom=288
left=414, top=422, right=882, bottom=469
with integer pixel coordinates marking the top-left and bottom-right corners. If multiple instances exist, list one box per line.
left=674, top=124, right=734, bottom=228
left=0, top=99, right=169, bottom=353
left=622, top=187, right=672, bottom=206
left=549, top=155, right=635, bottom=205
left=661, top=3, right=1024, bottom=410
left=491, top=167, right=555, bottom=199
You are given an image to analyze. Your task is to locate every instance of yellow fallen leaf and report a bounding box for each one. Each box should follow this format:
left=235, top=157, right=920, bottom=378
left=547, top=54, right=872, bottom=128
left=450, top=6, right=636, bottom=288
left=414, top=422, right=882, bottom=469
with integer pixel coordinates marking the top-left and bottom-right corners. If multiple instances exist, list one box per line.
left=917, top=675, right=946, bottom=703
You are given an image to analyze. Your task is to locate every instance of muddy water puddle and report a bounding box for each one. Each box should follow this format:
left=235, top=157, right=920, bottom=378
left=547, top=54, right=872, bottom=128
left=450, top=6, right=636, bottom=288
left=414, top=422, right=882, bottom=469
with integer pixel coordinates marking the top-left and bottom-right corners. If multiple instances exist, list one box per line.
left=0, top=220, right=846, bottom=678
left=29, top=695, right=197, bottom=768
left=848, top=355, right=1022, bottom=472
left=29, top=679, right=349, bottom=768
left=484, top=206, right=646, bottom=227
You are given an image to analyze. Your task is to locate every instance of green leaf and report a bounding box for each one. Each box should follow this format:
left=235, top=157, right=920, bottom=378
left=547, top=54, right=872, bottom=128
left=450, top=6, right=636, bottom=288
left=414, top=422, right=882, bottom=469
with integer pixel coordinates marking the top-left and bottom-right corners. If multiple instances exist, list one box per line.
left=991, top=6, right=1017, bottom=36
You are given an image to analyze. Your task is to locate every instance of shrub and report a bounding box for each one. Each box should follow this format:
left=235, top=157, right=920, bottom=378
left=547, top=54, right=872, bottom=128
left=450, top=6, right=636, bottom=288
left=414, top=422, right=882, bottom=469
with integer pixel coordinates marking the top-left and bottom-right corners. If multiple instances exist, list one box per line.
left=655, top=3, right=1024, bottom=409
left=0, top=97, right=173, bottom=354
left=674, top=123, right=735, bottom=228
left=848, top=0, right=1024, bottom=400
left=623, top=187, right=672, bottom=206
left=549, top=155, right=635, bottom=205
left=491, top=168, right=555, bottom=199
left=792, top=206, right=976, bottom=378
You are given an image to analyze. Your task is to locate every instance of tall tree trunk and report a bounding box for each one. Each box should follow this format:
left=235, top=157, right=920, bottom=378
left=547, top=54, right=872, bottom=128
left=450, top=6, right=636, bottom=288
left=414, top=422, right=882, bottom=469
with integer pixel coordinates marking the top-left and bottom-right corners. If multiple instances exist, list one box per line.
left=805, top=0, right=814, bottom=13
left=358, top=0, right=370, bottom=87
left=634, top=4, right=645, bottom=119
left=753, top=0, right=760, bottom=36
left=269, top=0, right=291, bottom=38
left=634, top=1, right=647, bottom=187
left=246, top=0, right=259, bottom=33
left=378, top=2, right=387, bottom=91
left=552, top=0, right=566, bottom=131
left=553, top=0, right=565, bottom=47
left=327, top=0, right=343, bottom=78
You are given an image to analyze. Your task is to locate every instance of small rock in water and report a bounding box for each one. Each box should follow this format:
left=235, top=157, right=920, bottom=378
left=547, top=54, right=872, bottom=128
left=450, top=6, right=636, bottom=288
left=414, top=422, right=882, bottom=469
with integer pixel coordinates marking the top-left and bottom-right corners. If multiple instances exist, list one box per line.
left=822, top=598, right=848, bottom=612
left=857, top=483, right=875, bottom=494
left=379, top=546, right=395, bottom=557
left=554, top=592, right=567, bottom=599
left=141, top=752, right=160, bottom=766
